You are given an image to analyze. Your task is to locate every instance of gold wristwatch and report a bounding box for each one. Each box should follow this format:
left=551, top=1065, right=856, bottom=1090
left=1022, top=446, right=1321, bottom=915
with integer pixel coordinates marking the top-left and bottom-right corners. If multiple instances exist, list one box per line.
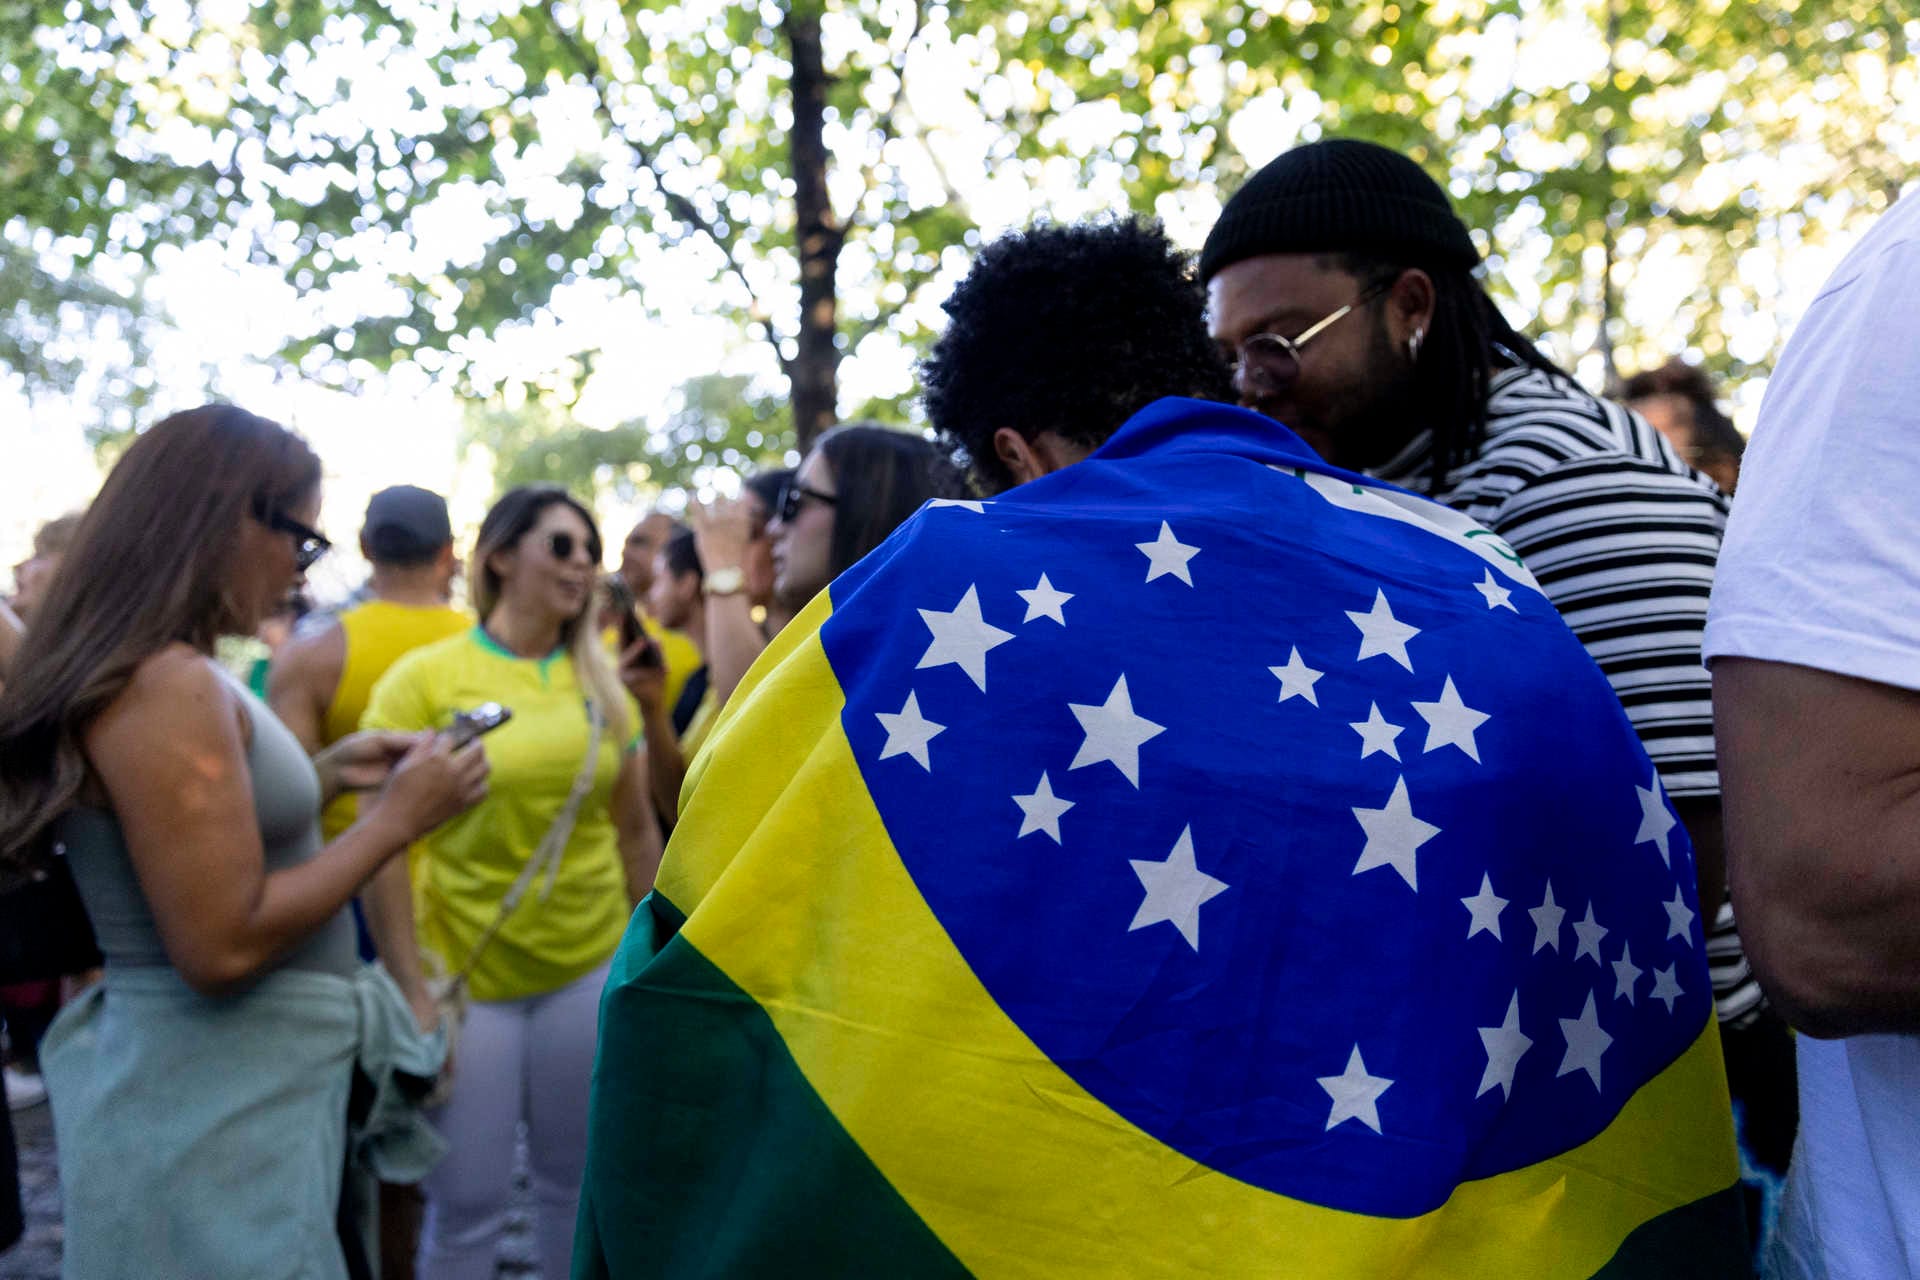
left=705, top=566, right=747, bottom=598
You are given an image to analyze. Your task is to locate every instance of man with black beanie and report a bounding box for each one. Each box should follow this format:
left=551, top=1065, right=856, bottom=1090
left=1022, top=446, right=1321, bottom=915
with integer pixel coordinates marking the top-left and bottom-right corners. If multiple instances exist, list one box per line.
left=1202, top=139, right=1799, bottom=1244
left=1203, top=137, right=1729, bottom=910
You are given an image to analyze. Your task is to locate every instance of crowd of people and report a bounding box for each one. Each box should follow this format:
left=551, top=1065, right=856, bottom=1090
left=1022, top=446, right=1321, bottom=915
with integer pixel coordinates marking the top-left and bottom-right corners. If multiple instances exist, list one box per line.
left=0, top=134, right=1913, bottom=1279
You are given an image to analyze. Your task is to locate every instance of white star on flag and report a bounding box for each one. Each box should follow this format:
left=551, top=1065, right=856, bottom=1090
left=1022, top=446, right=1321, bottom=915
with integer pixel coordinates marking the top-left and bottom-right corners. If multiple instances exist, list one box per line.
left=1411, top=676, right=1490, bottom=762
left=1318, top=1044, right=1394, bottom=1133
left=1016, top=574, right=1073, bottom=625
left=1476, top=993, right=1532, bottom=1100
left=1461, top=873, right=1508, bottom=941
left=1012, top=772, right=1074, bottom=843
left=1350, top=777, right=1441, bottom=891
left=1556, top=993, right=1613, bottom=1091
left=916, top=585, right=1015, bottom=692
left=1612, top=942, right=1643, bottom=1004
left=1137, top=522, right=1200, bottom=585
left=1635, top=771, right=1678, bottom=867
left=1572, top=902, right=1608, bottom=967
left=1663, top=887, right=1697, bottom=945
left=1350, top=702, right=1404, bottom=761
left=1068, top=675, right=1166, bottom=788
left=1473, top=570, right=1517, bottom=612
left=1270, top=647, right=1324, bottom=706
left=1347, top=589, right=1420, bottom=671
left=1127, top=826, right=1229, bottom=951
left=875, top=692, right=945, bottom=771
left=1529, top=881, right=1566, bottom=954
left=1649, top=964, right=1684, bottom=1013
left=927, top=498, right=986, bottom=512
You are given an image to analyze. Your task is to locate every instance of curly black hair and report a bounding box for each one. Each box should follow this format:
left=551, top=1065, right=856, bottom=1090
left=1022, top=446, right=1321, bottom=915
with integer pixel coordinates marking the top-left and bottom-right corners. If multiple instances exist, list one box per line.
left=921, top=218, right=1234, bottom=494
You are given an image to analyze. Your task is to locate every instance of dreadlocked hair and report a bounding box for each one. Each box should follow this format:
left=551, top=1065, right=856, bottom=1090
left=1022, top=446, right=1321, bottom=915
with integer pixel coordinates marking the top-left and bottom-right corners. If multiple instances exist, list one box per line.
left=1328, top=251, right=1575, bottom=493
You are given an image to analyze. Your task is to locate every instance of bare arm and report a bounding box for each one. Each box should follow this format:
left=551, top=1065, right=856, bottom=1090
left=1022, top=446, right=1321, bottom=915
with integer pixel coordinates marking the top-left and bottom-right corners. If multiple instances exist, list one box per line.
left=87, top=647, right=488, bottom=994
left=1715, top=657, right=1920, bottom=1037
left=689, top=496, right=767, bottom=707
left=703, top=592, right=768, bottom=709
left=611, top=749, right=665, bottom=905
left=267, top=621, right=373, bottom=806
left=266, top=620, right=344, bottom=755
left=641, top=699, right=688, bottom=826
left=619, top=635, right=690, bottom=826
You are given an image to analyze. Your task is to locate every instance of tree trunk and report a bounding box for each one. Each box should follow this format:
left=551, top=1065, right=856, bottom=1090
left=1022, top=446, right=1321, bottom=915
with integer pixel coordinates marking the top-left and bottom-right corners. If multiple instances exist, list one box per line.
left=785, top=4, right=843, bottom=451
left=1595, top=0, right=1622, bottom=391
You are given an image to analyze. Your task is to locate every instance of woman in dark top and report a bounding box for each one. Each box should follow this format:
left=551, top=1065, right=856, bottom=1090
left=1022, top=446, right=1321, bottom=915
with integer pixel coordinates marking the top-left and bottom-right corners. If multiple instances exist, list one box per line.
left=0, top=405, right=488, bottom=1279
left=763, top=422, right=970, bottom=606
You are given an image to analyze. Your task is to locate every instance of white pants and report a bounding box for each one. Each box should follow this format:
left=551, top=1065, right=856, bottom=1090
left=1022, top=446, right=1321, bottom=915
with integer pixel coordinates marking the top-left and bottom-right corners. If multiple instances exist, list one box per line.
left=418, top=962, right=608, bottom=1280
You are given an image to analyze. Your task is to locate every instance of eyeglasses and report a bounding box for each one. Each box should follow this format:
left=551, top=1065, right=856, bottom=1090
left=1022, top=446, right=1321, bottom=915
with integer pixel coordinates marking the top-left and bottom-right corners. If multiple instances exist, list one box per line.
left=1230, top=282, right=1391, bottom=390
left=254, top=504, right=331, bottom=573
left=542, top=531, right=600, bottom=564
left=777, top=480, right=839, bottom=524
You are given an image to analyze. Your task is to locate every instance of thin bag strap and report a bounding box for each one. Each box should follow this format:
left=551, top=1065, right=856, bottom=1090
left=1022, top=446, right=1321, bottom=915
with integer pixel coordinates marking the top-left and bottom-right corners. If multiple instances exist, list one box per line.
left=447, top=698, right=605, bottom=988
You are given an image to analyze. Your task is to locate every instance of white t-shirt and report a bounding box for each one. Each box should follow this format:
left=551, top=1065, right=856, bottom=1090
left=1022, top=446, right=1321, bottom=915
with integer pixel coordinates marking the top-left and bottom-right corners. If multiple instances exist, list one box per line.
left=1704, top=186, right=1920, bottom=1279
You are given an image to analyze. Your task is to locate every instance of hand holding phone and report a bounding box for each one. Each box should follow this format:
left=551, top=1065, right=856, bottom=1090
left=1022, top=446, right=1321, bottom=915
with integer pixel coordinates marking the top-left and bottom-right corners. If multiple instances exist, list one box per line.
left=376, top=731, right=492, bottom=840
left=619, top=604, right=647, bottom=652
left=445, top=702, right=513, bottom=749
left=618, top=633, right=668, bottom=712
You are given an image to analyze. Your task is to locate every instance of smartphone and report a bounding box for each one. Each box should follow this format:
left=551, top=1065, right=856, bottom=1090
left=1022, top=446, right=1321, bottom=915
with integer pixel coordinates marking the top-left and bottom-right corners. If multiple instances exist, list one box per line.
left=619, top=604, right=646, bottom=651
left=629, top=629, right=668, bottom=671
left=445, top=702, right=513, bottom=748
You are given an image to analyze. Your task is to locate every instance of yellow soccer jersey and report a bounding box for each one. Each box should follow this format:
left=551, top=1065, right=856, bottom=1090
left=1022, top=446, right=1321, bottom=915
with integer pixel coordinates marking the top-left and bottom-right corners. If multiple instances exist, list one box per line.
left=363, top=628, right=640, bottom=1002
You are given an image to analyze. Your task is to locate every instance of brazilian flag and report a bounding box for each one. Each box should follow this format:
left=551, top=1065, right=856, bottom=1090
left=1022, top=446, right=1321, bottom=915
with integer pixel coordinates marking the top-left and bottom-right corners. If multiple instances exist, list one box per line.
left=575, top=399, right=1746, bottom=1278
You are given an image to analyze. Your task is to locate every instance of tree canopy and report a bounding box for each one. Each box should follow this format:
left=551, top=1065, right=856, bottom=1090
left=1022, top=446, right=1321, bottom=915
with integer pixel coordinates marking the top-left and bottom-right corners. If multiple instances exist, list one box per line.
left=5, top=0, right=1917, bottom=478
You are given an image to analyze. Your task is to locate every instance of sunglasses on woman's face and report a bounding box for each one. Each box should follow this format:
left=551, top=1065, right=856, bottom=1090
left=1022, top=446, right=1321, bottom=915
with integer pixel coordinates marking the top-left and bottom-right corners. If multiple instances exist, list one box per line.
left=777, top=479, right=839, bottom=524
left=542, top=530, right=599, bottom=564
left=253, top=504, right=332, bottom=573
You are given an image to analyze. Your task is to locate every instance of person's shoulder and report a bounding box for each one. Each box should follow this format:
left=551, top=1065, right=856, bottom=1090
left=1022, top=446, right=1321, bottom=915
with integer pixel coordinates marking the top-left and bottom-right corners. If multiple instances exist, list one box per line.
left=1478, top=371, right=1713, bottom=488
left=822, top=496, right=1002, bottom=601
left=377, top=628, right=474, bottom=688
left=127, top=643, right=224, bottom=694
left=271, top=615, right=346, bottom=684
left=1492, top=445, right=1727, bottom=538
left=1809, top=193, right=1920, bottom=306
left=1480, top=369, right=1624, bottom=457
left=94, top=645, right=240, bottom=744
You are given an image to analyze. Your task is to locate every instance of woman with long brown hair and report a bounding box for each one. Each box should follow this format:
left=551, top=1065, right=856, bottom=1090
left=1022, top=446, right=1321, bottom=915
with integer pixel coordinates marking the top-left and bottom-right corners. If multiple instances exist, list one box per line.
left=362, top=484, right=662, bottom=1279
left=0, top=405, right=489, bottom=1279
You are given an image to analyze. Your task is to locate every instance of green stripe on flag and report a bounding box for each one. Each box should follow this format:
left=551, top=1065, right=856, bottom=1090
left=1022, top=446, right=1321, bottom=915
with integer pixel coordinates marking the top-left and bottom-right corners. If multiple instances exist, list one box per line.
left=1589, top=1184, right=1751, bottom=1279
left=574, top=895, right=974, bottom=1280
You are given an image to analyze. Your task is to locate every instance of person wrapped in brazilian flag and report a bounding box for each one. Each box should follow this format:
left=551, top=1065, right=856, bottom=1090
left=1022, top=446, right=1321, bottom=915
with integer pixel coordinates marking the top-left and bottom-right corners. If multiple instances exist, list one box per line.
left=574, top=221, right=1747, bottom=1279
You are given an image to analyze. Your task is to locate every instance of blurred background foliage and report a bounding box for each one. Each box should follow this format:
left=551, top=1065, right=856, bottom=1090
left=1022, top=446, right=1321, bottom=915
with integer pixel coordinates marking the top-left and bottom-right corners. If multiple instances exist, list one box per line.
left=3, top=0, right=1916, bottom=490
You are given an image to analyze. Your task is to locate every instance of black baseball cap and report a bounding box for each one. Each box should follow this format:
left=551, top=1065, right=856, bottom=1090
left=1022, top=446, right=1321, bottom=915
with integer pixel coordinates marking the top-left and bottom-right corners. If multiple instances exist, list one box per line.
left=362, top=485, right=452, bottom=564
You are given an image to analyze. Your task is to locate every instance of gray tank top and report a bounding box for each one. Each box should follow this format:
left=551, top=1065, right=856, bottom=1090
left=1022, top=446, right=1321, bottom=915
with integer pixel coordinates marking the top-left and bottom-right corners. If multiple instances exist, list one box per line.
left=59, top=662, right=357, bottom=978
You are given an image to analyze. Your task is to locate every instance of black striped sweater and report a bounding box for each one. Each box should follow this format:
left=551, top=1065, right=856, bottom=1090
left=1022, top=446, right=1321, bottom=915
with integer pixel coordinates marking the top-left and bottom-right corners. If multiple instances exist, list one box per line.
left=1372, top=365, right=1760, bottom=1026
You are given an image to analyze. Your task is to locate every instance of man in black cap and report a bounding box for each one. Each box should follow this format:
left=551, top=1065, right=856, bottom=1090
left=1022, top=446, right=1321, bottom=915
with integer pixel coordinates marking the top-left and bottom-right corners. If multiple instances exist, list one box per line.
left=267, top=483, right=467, bottom=1280
left=1200, top=143, right=1804, bottom=1236
left=1202, top=138, right=1729, bottom=913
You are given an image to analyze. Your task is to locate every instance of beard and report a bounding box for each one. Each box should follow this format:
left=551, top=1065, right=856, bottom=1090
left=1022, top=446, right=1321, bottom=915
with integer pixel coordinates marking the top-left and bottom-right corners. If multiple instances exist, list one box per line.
left=1250, top=316, right=1426, bottom=474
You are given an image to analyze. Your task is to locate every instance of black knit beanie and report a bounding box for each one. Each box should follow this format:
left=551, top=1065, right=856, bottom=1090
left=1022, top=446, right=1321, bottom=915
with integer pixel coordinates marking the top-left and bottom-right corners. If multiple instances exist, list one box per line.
left=1199, top=138, right=1480, bottom=281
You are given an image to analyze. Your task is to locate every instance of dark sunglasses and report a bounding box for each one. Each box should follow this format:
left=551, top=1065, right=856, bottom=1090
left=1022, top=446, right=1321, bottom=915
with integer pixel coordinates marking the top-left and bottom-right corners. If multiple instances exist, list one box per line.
left=253, top=503, right=332, bottom=573
left=541, top=530, right=600, bottom=564
left=777, top=479, right=839, bottom=524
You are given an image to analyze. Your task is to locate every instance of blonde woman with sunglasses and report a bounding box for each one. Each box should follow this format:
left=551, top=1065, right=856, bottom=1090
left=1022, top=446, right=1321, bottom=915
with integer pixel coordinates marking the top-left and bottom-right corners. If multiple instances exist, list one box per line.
left=362, top=485, right=663, bottom=1279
